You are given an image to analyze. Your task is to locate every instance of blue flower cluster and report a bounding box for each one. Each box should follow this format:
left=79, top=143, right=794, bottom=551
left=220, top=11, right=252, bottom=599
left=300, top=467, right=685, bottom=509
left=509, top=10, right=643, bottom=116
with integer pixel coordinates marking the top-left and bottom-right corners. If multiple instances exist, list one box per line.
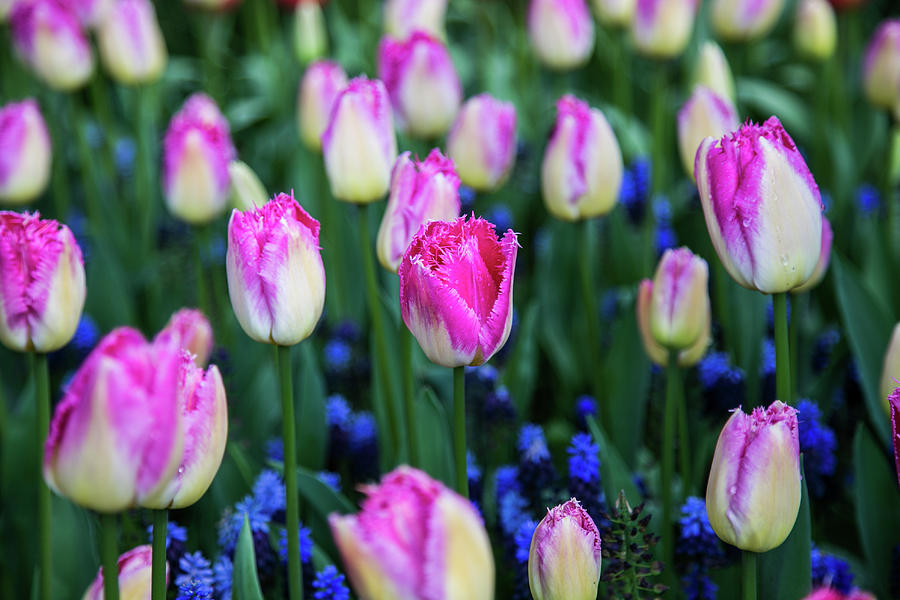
left=796, top=399, right=837, bottom=498
left=312, top=565, right=351, bottom=600
left=277, top=526, right=314, bottom=564
left=698, top=352, right=746, bottom=411
left=812, top=327, right=841, bottom=372
left=681, top=562, right=718, bottom=600
left=468, top=451, right=484, bottom=509
left=517, top=424, right=555, bottom=511
left=856, top=183, right=881, bottom=217
left=678, top=497, right=723, bottom=600
left=653, top=197, right=677, bottom=257
left=575, top=395, right=597, bottom=430
left=567, top=433, right=606, bottom=527
left=811, top=545, right=854, bottom=594
left=325, top=394, right=379, bottom=482
left=620, top=158, right=651, bottom=225
left=175, top=552, right=214, bottom=600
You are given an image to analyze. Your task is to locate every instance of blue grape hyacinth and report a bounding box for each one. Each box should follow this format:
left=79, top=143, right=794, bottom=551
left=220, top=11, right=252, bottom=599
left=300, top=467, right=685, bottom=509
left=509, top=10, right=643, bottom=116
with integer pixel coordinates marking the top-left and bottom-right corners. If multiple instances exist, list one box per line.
left=312, top=565, right=350, bottom=600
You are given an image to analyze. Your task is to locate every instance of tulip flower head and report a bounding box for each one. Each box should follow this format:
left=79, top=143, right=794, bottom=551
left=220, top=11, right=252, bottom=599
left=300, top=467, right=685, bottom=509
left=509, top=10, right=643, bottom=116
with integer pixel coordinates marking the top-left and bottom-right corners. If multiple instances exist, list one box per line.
left=527, top=0, right=596, bottom=70
left=163, top=93, right=236, bottom=225
left=890, top=387, right=900, bottom=490
left=399, top=216, right=518, bottom=367
left=528, top=499, right=602, bottom=600
left=330, top=466, right=495, bottom=600
left=377, top=149, right=461, bottom=273
left=632, top=0, right=699, bottom=59
left=154, top=308, right=214, bottom=367
left=542, top=95, right=623, bottom=221
left=447, top=94, right=517, bottom=192
left=706, top=401, right=801, bottom=552
left=592, top=0, right=636, bottom=28
left=298, top=60, right=349, bottom=151
left=694, top=41, right=736, bottom=104
left=97, top=0, right=167, bottom=85
left=83, top=545, right=166, bottom=600
left=0, top=211, right=86, bottom=353
left=880, top=323, right=900, bottom=414
left=226, top=192, right=325, bottom=346
left=677, top=87, right=739, bottom=181
left=695, top=117, right=824, bottom=293
left=711, top=0, right=785, bottom=42
left=863, top=20, right=900, bottom=112
left=377, top=31, right=462, bottom=138
left=293, top=1, right=328, bottom=64
left=794, top=0, right=837, bottom=61
left=384, top=0, right=447, bottom=40
left=793, top=216, right=832, bottom=293
left=0, top=99, right=52, bottom=205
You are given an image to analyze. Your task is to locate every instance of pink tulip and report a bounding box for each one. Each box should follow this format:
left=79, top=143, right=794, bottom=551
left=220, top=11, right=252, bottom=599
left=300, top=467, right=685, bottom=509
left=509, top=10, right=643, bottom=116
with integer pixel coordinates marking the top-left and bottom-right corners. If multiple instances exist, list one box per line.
left=154, top=308, right=214, bottom=367
left=676, top=87, right=739, bottom=181
left=0, top=99, right=52, bottom=205
left=330, top=466, right=494, bottom=600
left=711, top=0, right=785, bottom=42
left=377, top=149, right=461, bottom=273
left=446, top=93, right=517, bottom=192
left=399, top=216, right=518, bottom=367
left=163, top=93, right=236, bottom=225
left=794, top=216, right=833, bottom=293
left=226, top=192, right=326, bottom=346
left=802, top=589, right=877, bottom=600
left=83, top=545, right=166, bottom=600
left=384, top=0, right=447, bottom=40
left=632, top=0, right=699, bottom=58
left=863, top=20, right=900, bottom=111
left=891, top=388, right=900, bottom=490
left=0, top=211, right=86, bottom=353
left=298, top=60, right=349, bottom=151
left=527, top=0, right=595, bottom=70
left=43, top=328, right=183, bottom=513
left=97, top=0, right=167, bottom=85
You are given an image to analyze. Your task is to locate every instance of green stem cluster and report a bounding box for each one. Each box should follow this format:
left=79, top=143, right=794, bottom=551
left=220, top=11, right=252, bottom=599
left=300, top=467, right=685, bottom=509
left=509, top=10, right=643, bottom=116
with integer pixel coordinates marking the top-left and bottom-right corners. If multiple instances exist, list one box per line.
left=276, top=345, right=303, bottom=600
left=661, top=351, right=678, bottom=575
left=773, top=293, right=792, bottom=404
left=401, top=328, right=418, bottom=468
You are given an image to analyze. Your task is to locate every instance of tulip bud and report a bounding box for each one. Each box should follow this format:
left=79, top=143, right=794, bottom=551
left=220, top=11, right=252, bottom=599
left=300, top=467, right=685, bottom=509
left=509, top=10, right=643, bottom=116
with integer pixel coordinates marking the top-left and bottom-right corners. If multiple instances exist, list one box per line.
left=706, top=401, right=801, bottom=552
left=677, top=87, right=739, bottom=181
left=83, top=545, right=166, bottom=600
left=400, top=216, right=518, bottom=367
left=863, top=20, right=900, bottom=112
left=44, top=328, right=183, bottom=512
left=322, top=77, right=398, bottom=203
left=10, top=0, right=94, bottom=91
left=592, top=0, right=635, bottom=28
left=377, top=149, right=461, bottom=272
left=528, top=499, right=602, bottom=600
left=695, top=116, right=824, bottom=293
left=293, top=1, right=328, bottom=64
left=163, top=93, right=236, bottom=225
left=527, top=0, right=595, bottom=70
left=298, top=60, right=348, bottom=151
left=694, top=41, right=736, bottom=105
left=330, top=466, right=495, bottom=600
left=793, top=216, right=832, bottom=293
left=97, top=0, right=167, bottom=85
left=154, top=308, right=214, bottom=367
left=649, top=248, right=710, bottom=349
left=632, top=0, right=698, bottom=59
left=384, top=0, right=447, bottom=40
left=226, top=192, right=325, bottom=346
left=447, top=94, right=517, bottom=192
left=880, top=323, right=900, bottom=414
left=0, top=99, right=52, bottom=205
left=228, top=160, right=268, bottom=211
left=377, top=31, right=461, bottom=138
left=0, top=211, right=86, bottom=353
left=637, top=276, right=711, bottom=367
left=183, top=0, right=242, bottom=11
left=890, top=388, right=900, bottom=489
left=711, top=0, right=785, bottom=42
left=794, top=0, right=837, bottom=61
left=542, top=95, right=623, bottom=222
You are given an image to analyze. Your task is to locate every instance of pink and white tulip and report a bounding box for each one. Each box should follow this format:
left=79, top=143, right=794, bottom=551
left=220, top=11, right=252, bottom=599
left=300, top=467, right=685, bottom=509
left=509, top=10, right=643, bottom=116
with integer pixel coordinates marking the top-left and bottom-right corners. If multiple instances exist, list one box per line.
left=377, top=31, right=461, bottom=138
left=712, top=0, right=785, bottom=42
left=154, top=308, right=214, bottom=367
left=384, top=0, right=447, bottom=40
left=43, top=328, right=183, bottom=513
left=97, top=0, right=167, bottom=85
left=0, top=99, right=52, bottom=205
left=163, top=93, right=236, bottom=225
left=793, top=216, right=832, bottom=293
left=592, top=0, right=636, bottom=27
left=693, top=41, right=736, bottom=104
left=0, top=211, right=85, bottom=353
left=706, top=401, right=801, bottom=552
left=637, top=278, right=710, bottom=367
left=10, top=0, right=94, bottom=91
left=377, top=149, right=461, bottom=273
left=794, top=0, right=837, bottom=61
left=330, top=466, right=495, bottom=600
left=527, top=0, right=595, bottom=70
left=695, top=117, right=824, bottom=293
left=646, top=247, right=710, bottom=351
left=322, top=77, right=398, bottom=203
left=677, top=87, right=739, bottom=181
left=863, top=20, right=900, bottom=111
left=632, top=0, right=698, bottom=58
left=446, top=94, right=517, bottom=192
left=880, top=323, right=900, bottom=414
left=83, top=545, right=166, bottom=600
left=542, top=95, right=623, bottom=222
left=226, top=192, right=325, bottom=346
left=298, top=60, right=348, bottom=151
left=528, top=499, right=602, bottom=600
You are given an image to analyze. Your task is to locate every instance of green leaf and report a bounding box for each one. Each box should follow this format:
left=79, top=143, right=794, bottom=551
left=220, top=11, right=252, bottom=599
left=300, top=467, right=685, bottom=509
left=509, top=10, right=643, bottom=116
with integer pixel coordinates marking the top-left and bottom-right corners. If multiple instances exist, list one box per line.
left=586, top=415, right=640, bottom=503
left=233, top=515, right=265, bottom=600
left=416, top=388, right=455, bottom=488
left=759, top=457, right=811, bottom=600
left=296, top=343, right=327, bottom=470
left=737, top=78, right=812, bottom=141
left=296, top=467, right=355, bottom=517
left=501, top=301, right=539, bottom=417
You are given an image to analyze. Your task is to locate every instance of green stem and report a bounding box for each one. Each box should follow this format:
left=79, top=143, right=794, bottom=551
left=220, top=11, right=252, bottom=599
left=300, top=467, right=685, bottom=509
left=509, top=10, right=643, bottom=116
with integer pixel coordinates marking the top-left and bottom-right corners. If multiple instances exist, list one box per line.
left=47, top=94, right=68, bottom=220
left=401, top=327, right=418, bottom=467
left=321, top=158, right=347, bottom=320
left=578, top=220, right=603, bottom=420
left=99, top=513, right=119, bottom=600
left=743, top=550, right=757, bottom=600
left=789, top=291, right=805, bottom=396
left=650, top=65, right=669, bottom=196
left=194, top=228, right=210, bottom=317
left=773, top=293, right=792, bottom=404
left=613, top=28, right=632, bottom=112
left=34, top=353, right=50, bottom=600
left=675, top=365, right=690, bottom=495
left=453, top=366, right=468, bottom=497
left=661, top=351, right=677, bottom=575
left=251, top=0, right=272, bottom=51
left=151, top=510, right=166, bottom=600
left=275, top=345, right=303, bottom=600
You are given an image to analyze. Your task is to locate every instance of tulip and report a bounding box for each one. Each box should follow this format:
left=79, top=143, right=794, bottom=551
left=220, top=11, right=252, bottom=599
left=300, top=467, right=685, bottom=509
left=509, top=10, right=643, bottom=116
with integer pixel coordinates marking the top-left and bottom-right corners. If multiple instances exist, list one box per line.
left=0, top=211, right=86, bottom=354
left=793, top=216, right=832, bottom=293
left=528, top=499, right=602, bottom=600
left=228, top=160, right=269, bottom=210
left=706, top=401, right=801, bottom=552
left=632, top=0, right=698, bottom=59
left=43, top=328, right=183, bottom=513
left=0, top=0, right=14, bottom=22
left=323, top=77, right=398, bottom=203
left=9, top=0, right=94, bottom=91
left=384, top=0, right=447, bottom=40
left=591, top=0, right=635, bottom=28
left=162, top=93, right=236, bottom=225
left=863, top=20, right=900, bottom=112
left=377, top=32, right=461, bottom=138
left=330, top=466, right=495, bottom=600
left=154, top=308, right=214, bottom=367
left=693, top=41, right=736, bottom=104
left=377, top=149, right=461, bottom=272
left=677, top=87, right=739, bottom=181
left=711, top=0, right=785, bottom=42
left=298, top=60, right=348, bottom=151
left=70, top=0, right=115, bottom=28
left=695, top=116, right=824, bottom=293
left=802, top=588, right=878, bottom=600
left=446, top=94, right=517, bottom=192
left=183, top=0, right=242, bottom=11
left=794, top=0, right=837, bottom=61
left=293, top=1, right=328, bottom=64
left=880, top=323, right=900, bottom=414
left=226, top=192, right=325, bottom=346
left=542, top=95, right=623, bottom=222
left=0, top=99, right=52, bottom=205
left=890, top=388, right=900, bottom=489
left=527, top=0, right=595, bottom=70
left=82, top=545, right=166, bottom=600
left=399, top=216, right=518, bottom=367
left=97, top=0, right=167, bottom=85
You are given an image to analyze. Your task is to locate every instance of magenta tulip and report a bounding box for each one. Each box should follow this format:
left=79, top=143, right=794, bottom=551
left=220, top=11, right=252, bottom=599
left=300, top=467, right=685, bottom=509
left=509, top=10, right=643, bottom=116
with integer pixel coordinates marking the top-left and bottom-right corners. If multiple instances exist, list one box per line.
left=446, top=94, right=517, bottom=192
left=298, top=60, right=348, bottom=151
left=0, top=99, right=52, bottom=205
left=154, top=308, right=215, bottom=367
